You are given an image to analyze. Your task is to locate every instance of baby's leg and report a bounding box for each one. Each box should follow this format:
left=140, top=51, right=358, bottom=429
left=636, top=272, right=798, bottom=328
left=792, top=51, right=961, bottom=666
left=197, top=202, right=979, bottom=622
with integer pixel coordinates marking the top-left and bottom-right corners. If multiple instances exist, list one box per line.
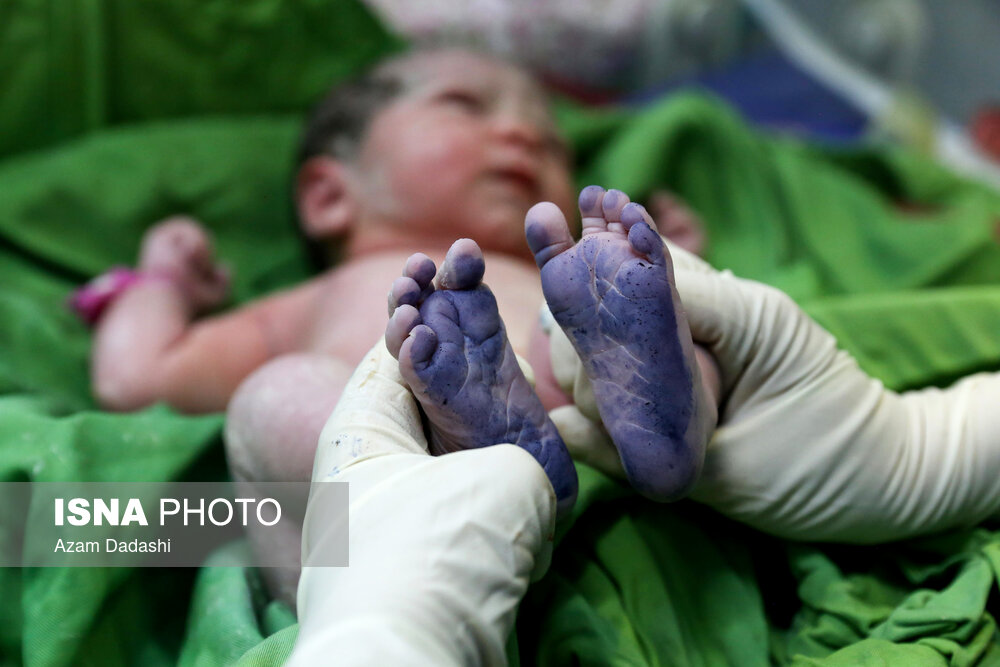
left=525, top=186, right=718, bottom=502
left=225, top=354, right=353, bottom=605
left=385, top=242, right=579, bottom=517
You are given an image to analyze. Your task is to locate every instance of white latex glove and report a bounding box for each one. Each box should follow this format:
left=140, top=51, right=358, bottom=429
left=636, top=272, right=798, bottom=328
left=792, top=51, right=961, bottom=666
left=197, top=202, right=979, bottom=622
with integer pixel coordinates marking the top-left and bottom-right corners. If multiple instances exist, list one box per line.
left=289, top=341, right=556, bottom=666
left=550, top=241, right=1000, bottom=543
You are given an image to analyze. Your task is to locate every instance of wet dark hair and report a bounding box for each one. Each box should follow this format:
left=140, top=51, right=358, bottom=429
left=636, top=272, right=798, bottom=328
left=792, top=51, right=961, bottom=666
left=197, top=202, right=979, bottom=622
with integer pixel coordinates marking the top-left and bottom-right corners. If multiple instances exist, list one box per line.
left=294, top=59, right=407, bottom=269
left=297, top=68, right=405, bottom=166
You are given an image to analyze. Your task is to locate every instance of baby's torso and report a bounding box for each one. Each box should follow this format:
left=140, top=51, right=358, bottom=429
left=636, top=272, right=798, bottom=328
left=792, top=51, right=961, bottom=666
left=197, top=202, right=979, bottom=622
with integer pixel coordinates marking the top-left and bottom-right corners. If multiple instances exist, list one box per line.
left=305, top=250, right=544, bottom=365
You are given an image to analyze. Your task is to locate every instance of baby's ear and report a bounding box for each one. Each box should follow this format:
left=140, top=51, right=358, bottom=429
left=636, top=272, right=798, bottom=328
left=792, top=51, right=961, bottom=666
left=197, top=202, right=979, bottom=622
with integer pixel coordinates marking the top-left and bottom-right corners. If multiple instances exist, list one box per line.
left=296, top=157, right=359, bottom=239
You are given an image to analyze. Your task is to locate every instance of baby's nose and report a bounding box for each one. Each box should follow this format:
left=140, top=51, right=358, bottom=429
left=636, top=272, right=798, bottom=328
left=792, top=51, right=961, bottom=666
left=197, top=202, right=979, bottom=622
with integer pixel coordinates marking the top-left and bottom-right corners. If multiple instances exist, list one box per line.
left=492, top=110, right=545, bottom=151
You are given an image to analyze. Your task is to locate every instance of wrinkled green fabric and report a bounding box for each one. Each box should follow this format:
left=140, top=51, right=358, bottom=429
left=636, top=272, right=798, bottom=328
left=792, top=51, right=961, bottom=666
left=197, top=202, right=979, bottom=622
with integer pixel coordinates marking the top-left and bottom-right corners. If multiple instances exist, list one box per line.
left=0, top=0, right=404, bottom=158
left=2, top=5, right=1000, bottom=664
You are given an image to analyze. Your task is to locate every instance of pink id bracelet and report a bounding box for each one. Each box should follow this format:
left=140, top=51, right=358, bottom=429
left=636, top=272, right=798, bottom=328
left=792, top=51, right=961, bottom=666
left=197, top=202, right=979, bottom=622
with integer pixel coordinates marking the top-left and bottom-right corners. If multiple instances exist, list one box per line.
left=68, top=267, right=173, bottom=326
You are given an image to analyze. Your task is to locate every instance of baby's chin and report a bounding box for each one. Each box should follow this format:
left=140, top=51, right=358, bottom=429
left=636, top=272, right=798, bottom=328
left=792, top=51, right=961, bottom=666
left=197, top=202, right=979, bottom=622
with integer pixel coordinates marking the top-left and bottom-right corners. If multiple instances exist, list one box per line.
left=462, top=206, right=533, bottom=257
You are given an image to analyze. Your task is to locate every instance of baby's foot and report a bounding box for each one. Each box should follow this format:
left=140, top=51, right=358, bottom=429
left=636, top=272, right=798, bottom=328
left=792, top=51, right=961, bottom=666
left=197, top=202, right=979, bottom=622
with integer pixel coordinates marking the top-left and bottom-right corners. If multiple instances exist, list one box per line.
left=385, top=239, right=578, bottom=516
left=525, top=186, right=713, bottom=501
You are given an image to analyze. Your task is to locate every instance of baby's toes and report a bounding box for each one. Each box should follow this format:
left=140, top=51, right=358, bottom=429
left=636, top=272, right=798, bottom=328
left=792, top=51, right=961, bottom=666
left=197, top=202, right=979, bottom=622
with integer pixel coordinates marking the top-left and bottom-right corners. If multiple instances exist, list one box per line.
left=388, top=276, right=423, bottom=316
left=525, top=201, right=575, bottom=270
left=579, top=185, right=609, bottom=236
left=437, top=239, right=485, bottom=291
left=620, top=202, right=655, bottom=231
left=385, top=304, right=422, bottom=358
left=397, top=323, right=439, bottom=380
left=404, top=253, right=436, bottom=292
left=601, top=189, right=631, bottom=234
left=622, top=203, right=668, bottom=267
left=628, top=222, right=668, bottom=268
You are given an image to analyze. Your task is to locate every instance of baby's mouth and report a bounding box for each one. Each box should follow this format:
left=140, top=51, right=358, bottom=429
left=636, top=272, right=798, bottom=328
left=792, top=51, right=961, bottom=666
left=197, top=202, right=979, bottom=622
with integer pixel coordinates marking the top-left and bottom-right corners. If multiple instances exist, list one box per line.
left=487, top=167, right=540, bottom=200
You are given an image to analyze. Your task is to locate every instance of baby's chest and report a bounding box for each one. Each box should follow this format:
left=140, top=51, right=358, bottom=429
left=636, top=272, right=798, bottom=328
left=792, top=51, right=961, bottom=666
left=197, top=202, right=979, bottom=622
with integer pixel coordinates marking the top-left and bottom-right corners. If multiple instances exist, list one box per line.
left=303, top=257, right=545, bottom=362
left=306, top=283, right=395, bottom=363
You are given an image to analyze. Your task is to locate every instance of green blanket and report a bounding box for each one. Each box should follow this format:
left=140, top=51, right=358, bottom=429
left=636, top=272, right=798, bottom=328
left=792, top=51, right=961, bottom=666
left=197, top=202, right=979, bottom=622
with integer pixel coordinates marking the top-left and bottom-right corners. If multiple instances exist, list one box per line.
left=2, top=2, right=1000, bottom=665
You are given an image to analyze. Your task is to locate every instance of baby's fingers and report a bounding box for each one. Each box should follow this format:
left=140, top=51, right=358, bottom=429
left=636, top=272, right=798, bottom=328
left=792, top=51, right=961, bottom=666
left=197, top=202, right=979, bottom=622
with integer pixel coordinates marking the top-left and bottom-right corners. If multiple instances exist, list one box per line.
left=186, top=263, right=231, bottom=311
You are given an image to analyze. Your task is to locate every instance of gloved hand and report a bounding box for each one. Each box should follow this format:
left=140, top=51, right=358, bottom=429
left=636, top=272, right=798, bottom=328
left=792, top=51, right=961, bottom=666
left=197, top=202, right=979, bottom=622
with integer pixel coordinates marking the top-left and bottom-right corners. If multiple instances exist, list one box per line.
left=288, top=340, right=556, bottom=666
left=550, top=241, right=1000, bottom=542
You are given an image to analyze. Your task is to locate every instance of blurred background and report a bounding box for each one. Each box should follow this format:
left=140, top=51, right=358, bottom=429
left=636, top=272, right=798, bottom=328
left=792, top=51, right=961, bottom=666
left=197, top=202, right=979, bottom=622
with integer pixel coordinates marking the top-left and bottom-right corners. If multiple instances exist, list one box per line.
left=5, top=0, right=998, bottom=183
left=363, top=0, right=1000, bottom=185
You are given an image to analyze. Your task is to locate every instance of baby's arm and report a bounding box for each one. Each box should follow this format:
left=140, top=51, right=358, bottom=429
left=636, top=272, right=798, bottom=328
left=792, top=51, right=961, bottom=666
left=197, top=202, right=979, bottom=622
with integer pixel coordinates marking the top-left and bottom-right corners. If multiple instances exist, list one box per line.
left=92, top=218, right=316, bottom=414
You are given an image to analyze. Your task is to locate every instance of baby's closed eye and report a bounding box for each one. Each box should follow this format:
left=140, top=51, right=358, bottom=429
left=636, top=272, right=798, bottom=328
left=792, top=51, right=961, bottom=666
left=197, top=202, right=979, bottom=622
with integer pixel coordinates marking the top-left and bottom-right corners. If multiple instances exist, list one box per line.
left=437, top=89, right=486, bottom=115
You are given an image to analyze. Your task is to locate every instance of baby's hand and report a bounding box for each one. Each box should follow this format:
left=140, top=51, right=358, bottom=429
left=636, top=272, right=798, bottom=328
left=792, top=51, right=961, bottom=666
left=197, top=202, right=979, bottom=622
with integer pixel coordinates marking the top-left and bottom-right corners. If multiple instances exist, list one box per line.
left=138, top=216, right=230, bottom=313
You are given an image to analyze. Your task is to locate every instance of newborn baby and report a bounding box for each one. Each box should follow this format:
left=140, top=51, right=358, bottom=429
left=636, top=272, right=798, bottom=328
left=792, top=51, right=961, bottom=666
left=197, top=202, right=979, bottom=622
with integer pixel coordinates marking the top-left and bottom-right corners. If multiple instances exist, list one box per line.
left=84, top=47, right=717, bottom=603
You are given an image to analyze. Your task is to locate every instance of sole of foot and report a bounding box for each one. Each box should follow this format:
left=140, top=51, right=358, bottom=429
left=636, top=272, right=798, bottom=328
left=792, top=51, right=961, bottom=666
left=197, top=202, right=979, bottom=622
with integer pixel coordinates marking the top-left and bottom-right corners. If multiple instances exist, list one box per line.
left=525, top=186, right=711, bottom=501
left=386, top=239, right=579, bottom=517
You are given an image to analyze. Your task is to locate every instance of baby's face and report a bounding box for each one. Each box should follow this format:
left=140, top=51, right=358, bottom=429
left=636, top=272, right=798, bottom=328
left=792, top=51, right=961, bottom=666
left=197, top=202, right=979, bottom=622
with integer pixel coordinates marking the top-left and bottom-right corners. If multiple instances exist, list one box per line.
left=353, top=51, right=576, bottom=257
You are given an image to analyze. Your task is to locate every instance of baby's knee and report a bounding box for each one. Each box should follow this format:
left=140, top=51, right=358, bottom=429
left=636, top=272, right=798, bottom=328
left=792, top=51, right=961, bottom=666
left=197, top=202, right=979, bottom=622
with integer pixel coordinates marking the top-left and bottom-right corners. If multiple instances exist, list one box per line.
left=225, top=354, right=353, bottom=484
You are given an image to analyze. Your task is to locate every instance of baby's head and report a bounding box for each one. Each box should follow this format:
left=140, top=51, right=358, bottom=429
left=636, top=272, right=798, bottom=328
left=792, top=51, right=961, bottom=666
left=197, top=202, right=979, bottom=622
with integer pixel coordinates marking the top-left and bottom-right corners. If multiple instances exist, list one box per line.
left=295, top=48, right=575, bottom=265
